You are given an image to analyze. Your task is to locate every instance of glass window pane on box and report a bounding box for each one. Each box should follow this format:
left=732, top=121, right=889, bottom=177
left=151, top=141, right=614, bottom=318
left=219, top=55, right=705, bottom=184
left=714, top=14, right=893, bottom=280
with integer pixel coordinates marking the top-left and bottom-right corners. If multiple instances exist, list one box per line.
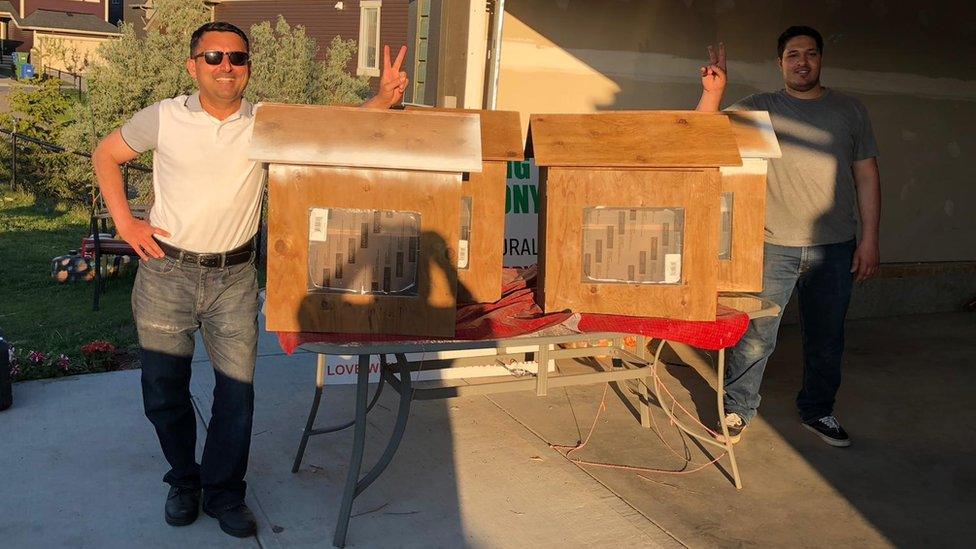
left=719, top=192, right=733, bottom=261
left=581, top=207, right=685, bottom=285
left=458, top=196, right=472, bottom=270
left=307, top=208, right=420, bottom=296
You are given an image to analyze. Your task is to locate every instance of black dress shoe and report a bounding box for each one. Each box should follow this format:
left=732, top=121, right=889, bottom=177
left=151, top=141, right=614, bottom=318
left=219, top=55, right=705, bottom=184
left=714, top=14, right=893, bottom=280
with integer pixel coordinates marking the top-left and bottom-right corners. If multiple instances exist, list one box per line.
left=204, top=502, right=257, bottom=538
left=164, top=486, right=201, bottom=526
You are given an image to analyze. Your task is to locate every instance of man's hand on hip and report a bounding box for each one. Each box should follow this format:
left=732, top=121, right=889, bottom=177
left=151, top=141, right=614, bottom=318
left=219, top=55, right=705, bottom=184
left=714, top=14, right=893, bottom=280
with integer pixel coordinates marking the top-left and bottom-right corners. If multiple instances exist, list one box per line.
left=116, top=217, right=171, bottom=261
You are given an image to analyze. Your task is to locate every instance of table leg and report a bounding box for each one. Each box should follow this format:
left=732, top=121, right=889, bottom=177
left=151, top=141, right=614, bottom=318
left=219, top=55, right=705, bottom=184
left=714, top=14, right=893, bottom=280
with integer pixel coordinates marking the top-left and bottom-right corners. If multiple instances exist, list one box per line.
left=292, top=354, right=327, bottom=473
left=91, top=217, right=102, bottom=311
left=636, top=335, right=651, bottom=428
left=333, top=353, right=371, bottom=548
left=717, top=349, right=743, bottom=489
left=536, top=343, right=550, bottom=397
left=356, top=353, right=414, bottom=496
left=650, top=340, right=744, bottom=487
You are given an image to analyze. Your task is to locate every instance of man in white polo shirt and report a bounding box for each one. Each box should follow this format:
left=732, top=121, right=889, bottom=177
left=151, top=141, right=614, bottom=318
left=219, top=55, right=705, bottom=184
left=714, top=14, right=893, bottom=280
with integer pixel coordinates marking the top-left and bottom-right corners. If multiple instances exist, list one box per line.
left=92, top=22, right=408, bottom=538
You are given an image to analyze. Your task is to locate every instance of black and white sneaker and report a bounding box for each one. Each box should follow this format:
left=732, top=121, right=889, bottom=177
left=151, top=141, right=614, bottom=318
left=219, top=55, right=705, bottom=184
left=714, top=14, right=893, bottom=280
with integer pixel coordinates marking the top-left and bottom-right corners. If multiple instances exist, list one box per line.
left=714, top=412, right=747, bottom=444
left=802, top=415, right=851, bottom=447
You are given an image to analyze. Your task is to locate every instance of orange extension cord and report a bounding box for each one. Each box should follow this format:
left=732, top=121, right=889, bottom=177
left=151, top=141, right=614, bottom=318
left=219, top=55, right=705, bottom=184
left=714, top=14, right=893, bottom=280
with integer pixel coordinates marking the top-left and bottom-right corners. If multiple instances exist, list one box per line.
left=545, top=364, right=729, bottom=479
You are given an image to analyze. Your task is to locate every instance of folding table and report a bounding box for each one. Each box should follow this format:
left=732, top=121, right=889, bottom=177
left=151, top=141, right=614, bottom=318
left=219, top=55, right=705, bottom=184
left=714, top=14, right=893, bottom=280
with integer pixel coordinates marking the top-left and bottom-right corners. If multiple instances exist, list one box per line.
left=282, top=293, right=774, bottom=547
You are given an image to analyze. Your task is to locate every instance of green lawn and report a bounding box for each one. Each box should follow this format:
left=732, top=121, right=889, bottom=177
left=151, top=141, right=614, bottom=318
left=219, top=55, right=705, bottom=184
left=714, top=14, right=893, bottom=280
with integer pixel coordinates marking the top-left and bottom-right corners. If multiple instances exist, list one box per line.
left=1, top=186, right=268, bottom=381
left=0, top=187, right=138, bottom=377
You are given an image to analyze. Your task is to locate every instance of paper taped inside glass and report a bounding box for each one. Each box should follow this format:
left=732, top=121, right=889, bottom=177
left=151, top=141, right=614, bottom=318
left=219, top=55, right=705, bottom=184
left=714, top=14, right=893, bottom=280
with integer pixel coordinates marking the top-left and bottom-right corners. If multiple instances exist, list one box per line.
left=581, top=207, right=684, bottom=285
left=719, top=192, right=733, bottom=261
left=457, top=196, right=472, bottom=270
left=307, top=207, right=420, bottom=296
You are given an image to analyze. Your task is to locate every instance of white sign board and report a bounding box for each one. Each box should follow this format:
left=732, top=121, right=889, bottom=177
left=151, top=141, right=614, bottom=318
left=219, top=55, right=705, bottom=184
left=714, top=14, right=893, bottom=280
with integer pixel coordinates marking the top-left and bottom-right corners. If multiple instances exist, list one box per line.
left=314, top=348, right=554, bottom=385
left=503, top=158, right=540, bottom=266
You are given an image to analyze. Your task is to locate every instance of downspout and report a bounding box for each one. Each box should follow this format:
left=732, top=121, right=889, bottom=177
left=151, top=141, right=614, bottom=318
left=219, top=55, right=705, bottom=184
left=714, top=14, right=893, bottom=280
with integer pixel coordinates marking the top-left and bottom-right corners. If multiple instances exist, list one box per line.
left=486, top=0, right=505, bottom=110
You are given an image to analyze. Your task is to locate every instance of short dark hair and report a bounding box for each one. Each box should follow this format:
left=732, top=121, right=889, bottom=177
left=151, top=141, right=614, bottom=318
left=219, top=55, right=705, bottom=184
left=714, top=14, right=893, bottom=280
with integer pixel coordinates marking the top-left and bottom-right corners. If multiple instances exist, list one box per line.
left=777, top=26, right=823, bottom=58
left=189, top=22, right=250, bottom=57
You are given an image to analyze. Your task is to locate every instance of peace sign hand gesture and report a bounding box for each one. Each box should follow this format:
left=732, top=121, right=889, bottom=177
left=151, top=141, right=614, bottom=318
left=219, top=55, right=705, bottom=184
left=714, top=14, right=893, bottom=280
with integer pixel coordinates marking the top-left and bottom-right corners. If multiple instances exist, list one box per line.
left=376, top=45, right=409, bottom=108
left=700, top=42, right=727, bottom=93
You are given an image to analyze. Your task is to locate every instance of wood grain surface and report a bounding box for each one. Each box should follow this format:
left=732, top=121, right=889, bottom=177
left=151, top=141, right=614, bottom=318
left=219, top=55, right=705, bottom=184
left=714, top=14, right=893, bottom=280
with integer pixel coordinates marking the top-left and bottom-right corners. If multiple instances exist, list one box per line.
left=266, top=164, right=461, bottom=336
left=725, top=110, right=782, bottom=159
left=718, top=159, right=768, bottom=292
left=538, top=168, right=720, bottom=321
left=458, top=162, right=507, bottom=303
left=405, top=106, right=524, bottom=161
left=250, top=103, right=483, bottom=173
left=527, top=111, right=742, bottom=168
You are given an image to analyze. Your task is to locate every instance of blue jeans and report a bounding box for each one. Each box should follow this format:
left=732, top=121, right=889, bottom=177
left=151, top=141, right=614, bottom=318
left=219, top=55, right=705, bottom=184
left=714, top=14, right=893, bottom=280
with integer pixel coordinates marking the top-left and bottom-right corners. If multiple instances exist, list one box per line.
left=132, top=255, right=258, bottom=511
left=725, top=240, right=855, bottom=424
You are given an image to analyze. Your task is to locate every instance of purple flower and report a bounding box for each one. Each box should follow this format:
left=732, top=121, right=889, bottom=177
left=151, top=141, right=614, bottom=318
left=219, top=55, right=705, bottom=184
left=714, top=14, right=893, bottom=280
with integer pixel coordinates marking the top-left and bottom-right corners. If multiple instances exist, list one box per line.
left=28, top=350, right=47, bottom=365
left=57, top=354, right=70, bottom=372
left=10, top=364, right=21, bottom=377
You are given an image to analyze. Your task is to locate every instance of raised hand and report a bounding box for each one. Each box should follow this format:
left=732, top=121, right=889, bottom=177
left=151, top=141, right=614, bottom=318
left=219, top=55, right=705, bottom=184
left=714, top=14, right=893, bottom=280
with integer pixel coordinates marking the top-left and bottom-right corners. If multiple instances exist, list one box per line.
left=700, top=42, right=727, bottom=93
left=377, top=45, right=409, bottom=108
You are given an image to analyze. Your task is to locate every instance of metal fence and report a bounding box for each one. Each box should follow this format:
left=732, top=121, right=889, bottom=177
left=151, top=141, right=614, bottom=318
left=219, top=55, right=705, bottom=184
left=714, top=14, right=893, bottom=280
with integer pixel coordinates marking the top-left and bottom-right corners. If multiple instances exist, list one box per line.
left=0, top=128, right=152, bottom=210
left=43, top=67, right=85, bottom=99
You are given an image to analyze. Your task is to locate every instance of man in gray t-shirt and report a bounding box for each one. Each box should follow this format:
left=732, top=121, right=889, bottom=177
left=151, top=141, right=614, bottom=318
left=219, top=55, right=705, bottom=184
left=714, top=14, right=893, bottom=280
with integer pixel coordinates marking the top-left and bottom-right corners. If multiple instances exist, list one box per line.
left=697, top=26, right=882, bottom=447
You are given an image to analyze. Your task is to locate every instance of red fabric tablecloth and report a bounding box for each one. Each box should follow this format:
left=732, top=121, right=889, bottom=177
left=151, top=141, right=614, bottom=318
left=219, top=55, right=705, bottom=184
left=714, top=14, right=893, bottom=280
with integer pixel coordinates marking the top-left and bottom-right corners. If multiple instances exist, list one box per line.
left=275, top=268, right=749, bottom=354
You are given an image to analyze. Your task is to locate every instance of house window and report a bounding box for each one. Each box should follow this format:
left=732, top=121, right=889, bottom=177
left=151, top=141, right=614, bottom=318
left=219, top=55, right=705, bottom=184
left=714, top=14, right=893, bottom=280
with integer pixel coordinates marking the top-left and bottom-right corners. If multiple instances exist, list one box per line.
left=357, top=0, right=381, bottom=77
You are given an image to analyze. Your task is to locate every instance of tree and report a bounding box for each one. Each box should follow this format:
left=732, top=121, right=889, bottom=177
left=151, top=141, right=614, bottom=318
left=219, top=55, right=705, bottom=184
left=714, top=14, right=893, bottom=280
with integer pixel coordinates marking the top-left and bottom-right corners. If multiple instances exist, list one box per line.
left=70, top=0, right=210, bottom=146
left=55, top=0, right=209, bottom=202
left=17, top=2, right=375, bottom=201
left=246, top=16, right=370, bottom=105
left=317, top=35, right=373, bottom=106
left=0, top=78, right=71, bottom=139
left=0, top=78, right=76, bottom=197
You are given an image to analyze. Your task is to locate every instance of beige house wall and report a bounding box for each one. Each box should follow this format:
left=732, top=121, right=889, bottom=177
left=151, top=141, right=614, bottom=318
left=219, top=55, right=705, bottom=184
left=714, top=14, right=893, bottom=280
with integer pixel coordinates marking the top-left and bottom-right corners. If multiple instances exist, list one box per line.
left=495, top=1, right=976, bottom=263
left=31, top=32, right=109, bottom=73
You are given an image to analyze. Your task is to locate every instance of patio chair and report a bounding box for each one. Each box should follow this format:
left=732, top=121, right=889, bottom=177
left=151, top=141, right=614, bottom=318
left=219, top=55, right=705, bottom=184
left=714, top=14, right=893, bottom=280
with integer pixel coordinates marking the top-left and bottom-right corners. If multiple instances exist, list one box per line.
left=87, top=164, right=153, bottom=311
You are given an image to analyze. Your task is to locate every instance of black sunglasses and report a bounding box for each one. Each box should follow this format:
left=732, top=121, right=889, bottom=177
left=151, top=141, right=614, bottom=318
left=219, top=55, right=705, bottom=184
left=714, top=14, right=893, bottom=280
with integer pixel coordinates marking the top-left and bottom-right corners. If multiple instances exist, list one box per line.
left=192, top=50, right=249, bottom=66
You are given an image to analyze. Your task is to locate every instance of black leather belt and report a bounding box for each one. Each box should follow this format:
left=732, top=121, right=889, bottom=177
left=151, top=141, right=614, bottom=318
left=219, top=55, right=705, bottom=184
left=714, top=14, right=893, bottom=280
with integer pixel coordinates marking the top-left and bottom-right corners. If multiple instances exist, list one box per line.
left=156, top=239, right=255, bottom=268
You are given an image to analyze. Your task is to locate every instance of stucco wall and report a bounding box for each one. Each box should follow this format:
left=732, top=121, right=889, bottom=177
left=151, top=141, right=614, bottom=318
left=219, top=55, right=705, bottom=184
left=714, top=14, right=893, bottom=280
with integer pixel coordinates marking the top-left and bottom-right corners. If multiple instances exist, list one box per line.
left=496, top=0, right=976, bottom=263
left=32, top=32, right=106, bottom=72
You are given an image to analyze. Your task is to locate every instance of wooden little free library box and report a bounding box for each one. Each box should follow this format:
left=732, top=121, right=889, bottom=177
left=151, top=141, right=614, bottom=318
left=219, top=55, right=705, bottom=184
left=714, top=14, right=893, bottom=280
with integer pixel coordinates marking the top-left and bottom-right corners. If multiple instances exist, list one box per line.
left=404, top=106, right=524, bottom=304
left=718, top=110, right=781, bottom=292
left=250, top=104, right=483, bottom=337
left=527, top=110, right=776, bottom=321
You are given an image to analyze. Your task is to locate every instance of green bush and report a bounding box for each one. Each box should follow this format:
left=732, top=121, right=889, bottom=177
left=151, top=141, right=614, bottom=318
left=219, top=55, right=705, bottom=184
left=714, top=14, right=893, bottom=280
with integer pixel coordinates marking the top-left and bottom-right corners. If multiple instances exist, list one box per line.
left=247, top=17, right=370, bottom=105
left=7, top=4, right=375, bottom=203
left=0, top=78, right=80, bottom=200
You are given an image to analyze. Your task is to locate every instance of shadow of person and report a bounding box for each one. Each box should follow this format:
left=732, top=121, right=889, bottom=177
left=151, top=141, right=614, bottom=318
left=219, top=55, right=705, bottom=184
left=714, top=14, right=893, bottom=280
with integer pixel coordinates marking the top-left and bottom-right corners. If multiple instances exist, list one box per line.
left=296, top=218, right=461, bottom=338
left=285, top=228, right=471, bottom=547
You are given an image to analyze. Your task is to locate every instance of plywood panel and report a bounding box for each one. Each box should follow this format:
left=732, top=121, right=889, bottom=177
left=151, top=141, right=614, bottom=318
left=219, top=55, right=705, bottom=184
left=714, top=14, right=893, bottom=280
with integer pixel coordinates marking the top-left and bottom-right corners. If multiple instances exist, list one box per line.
left=251, top=104, right=482, bottom=173
left=527, top=111, right=741, bottom=168
left=401, top=106, right=520, bottom=302
left=718, top=159, right=768, bottom=292
left=538, top=168, right=720, bottom=320
left=725, top=111, right=781, bottom=159
left=405, top=106, right=524, bottom=161
left=458, top=162, right=507, bottom=303
left=266, top=164, right=461, bottom=336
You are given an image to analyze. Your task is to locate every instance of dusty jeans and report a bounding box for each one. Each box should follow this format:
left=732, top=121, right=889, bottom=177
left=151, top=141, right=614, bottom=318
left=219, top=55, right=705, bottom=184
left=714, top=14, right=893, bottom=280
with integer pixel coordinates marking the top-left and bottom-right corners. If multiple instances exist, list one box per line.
left=724, top=240, right=855, bottom=424
left=132, top=255, right=258, bottom=511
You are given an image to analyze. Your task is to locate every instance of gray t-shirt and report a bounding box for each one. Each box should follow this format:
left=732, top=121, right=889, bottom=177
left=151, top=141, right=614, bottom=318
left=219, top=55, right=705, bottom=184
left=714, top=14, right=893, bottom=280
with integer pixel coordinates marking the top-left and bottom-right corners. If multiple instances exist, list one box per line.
left=730, top=89, right=878, bottom=247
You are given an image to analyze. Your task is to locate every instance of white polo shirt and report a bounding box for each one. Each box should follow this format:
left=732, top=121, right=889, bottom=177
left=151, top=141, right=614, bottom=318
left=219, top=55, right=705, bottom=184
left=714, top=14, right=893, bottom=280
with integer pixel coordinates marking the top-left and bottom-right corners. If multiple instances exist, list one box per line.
left=120, top=92, right=265, bottom=253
